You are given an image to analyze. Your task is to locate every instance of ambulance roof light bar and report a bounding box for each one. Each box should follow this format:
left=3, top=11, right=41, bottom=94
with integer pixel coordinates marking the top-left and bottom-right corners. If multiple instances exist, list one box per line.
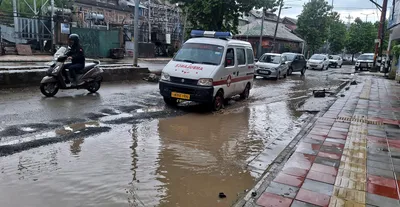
left=190, top=30, right=232, bottom=39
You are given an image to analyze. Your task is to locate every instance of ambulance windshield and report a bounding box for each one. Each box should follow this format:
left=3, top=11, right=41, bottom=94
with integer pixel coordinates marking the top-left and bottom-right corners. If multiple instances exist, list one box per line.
left=174, top=43, right=224, bottom=66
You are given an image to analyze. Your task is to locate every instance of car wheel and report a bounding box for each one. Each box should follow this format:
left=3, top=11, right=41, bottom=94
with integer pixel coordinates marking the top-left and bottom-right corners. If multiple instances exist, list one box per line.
left=287, top=67, right=293, bottom=76
left=211, top=91, right=224, bottom=111
left=339, top=64, right=342, bottom=68
left=283, top=72, right=287, bottom=78
left=321, top=65, right=324, bottom=71
left=301, top=67, right=306, bottom=75
left=276, top=72, right=280, bottom=80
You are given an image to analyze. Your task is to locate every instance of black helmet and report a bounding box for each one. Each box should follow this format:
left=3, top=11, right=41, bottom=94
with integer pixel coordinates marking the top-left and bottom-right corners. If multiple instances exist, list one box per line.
left=68, top=34, right=80, bottom=45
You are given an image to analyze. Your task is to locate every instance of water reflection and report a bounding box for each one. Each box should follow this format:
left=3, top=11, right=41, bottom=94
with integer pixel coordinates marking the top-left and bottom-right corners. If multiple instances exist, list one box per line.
left=70, top=138, right=84, bottom=155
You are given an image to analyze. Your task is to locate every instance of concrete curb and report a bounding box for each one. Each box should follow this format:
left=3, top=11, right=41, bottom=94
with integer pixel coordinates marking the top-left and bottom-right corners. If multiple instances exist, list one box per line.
left=0, top=67, right=150, bottom=88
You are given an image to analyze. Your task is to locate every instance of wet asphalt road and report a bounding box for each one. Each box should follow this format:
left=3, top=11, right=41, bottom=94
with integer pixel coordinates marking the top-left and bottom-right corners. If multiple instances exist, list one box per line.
left=0, top=66, right=354, bottom=207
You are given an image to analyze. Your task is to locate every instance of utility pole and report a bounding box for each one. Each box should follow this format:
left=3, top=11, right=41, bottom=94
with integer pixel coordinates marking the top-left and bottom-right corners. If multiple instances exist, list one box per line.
left=272, top=0, right=283, bottom=53
left=133, top=0, right=140, bottom=67
left=181, top=9, right=187, bottom=46
left=12, top=0, right=18, bottom=43
left=148, top=0, right=151, bottom=42
left=50, top=0, right=55, bottom=52
left=373, top=0, right=388, bottom=70
left=258, top=8, right=265, bottom=58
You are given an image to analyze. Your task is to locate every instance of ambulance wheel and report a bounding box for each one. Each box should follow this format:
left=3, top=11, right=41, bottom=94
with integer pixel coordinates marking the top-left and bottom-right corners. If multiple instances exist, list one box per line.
left=211, top=91, right=224, bottom=111
left=240, top=83, right=250, bottom=99
left=163, top=97, right=178, bottom=106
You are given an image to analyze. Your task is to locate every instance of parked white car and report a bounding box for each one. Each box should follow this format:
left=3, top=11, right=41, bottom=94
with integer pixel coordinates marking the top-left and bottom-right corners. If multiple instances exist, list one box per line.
left=307, top=54, right=330, bottom=70
left=328, top=55, right=343, bottom=68
left=255, top=53, right=288, bottom=80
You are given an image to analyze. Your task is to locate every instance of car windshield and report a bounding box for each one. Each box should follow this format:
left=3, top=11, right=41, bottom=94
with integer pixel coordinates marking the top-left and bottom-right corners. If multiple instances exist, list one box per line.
left=358, top=54, right=374, bottom=60
left=173, top=43, right=224, bottom=65
left=329, top=55, right=339, bottom=60
left=310, top=54, right=325, bottom=60
left=283, top=53, right=296, bottom=61
left=259, top=54, right=281, bottom=64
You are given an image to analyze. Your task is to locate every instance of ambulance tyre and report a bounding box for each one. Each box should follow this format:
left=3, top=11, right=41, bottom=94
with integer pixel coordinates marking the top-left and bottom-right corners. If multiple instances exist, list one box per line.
left=211, top=90, right=224, bottom=111
left=163, top=97, right=178, bottom=106
left=240, top=83, right=251, bottom=100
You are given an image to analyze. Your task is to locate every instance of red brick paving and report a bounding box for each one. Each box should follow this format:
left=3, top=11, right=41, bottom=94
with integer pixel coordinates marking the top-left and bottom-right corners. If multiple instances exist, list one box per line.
left=295, top=189, right=330, bottom=206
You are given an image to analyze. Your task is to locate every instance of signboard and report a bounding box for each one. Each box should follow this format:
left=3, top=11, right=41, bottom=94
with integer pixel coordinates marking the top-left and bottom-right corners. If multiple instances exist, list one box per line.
left=61, top=23, right=70, bottom=34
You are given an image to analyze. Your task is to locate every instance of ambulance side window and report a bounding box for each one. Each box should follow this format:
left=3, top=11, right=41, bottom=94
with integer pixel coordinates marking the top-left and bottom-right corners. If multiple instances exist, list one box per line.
left=246, top=49, right=254, bottom=64
left=237, top=48, right=246, bottom=65
left=225, top=48, right=235, bottom=67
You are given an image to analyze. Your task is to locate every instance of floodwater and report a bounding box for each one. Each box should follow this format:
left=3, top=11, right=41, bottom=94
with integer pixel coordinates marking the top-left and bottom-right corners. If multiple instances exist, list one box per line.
left=0, top=67, right=354, bottom=207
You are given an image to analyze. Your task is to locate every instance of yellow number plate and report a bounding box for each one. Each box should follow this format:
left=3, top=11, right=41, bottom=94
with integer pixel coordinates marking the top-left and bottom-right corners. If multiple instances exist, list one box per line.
left=171, top=92, right=190, bottom=100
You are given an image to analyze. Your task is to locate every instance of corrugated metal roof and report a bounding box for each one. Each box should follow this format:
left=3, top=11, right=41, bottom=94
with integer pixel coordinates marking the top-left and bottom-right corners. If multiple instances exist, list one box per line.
left=236, top=20, right=304, bottom=43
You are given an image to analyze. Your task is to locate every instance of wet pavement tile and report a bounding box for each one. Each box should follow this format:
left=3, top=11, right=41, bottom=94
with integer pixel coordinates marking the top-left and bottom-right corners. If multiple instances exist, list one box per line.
left=367, top=147, right=390, bottom=157
left=295, top=142, right=321, bottom=155
left=367, top=183, right=399, bottom=200
left=309, top=129, right=330, bottom=136
left=282, top=167, right=309, bottom=178
left=392, top=157, right=400, bottom=166
left=325, top=138, right=346, bottom=144
left=332, top=122, right=350, bottom=129
left=256, top=192, right=294, bottom=207
left=367, top=129, right=387, bottom=138
left=317, top=151, right=341, bottom=160
left=319, top=145, right=343, bottom=154
left=366, top=154, right=392, bottom=164
left=366, top=192, right=400, bottom=207
left=303, top=138, right=324, bottom=145
left=314, top=156, right=341, bottom=168
left=367, top=136, right=387, bottom=144
left=273, top=173, right=305, bottom=188
left=295, top=188, right=331, bottom=207
left=322, top=141, right=345, bottom=149
left=310, top=163, right=338, bottom=176
left=306, top=170, right=336, bottom=185
left=290, top=153, right=316, bottom=163
left=367, top=166, right=395, bottom=179
left=265, top=182, right=300, bottom=199
left=327, top=130, right=347, bottom=140
left=312, top=124, right=332, bottom=130
left=330, top=127, right=349, bottom=133
left=290, top=200, right=320, bottom=207
left=367, top=174, right=397, bottom=188
left=301, top=179, right=334, bottom=196
left=367, top=160, right=392, bottom=170
left=305, top=134, right=327, bottom=141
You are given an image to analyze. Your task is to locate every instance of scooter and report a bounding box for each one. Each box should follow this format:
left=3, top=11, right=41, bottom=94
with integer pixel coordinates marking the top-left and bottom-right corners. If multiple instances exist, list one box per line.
left=40, top=47, right=103, bottom=97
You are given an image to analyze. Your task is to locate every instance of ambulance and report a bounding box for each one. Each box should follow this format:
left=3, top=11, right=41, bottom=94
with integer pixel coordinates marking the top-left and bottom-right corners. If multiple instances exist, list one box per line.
left=159, top=30, right=255, bottom=111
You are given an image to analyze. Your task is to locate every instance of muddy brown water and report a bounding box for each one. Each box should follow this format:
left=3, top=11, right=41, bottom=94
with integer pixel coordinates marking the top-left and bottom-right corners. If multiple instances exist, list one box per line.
left=0, top=67, right=354, bottom=207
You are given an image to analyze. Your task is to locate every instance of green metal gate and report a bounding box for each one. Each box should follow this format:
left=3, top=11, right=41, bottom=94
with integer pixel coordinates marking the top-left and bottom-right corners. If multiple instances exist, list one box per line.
left=71, top=28, right=120, bottom=58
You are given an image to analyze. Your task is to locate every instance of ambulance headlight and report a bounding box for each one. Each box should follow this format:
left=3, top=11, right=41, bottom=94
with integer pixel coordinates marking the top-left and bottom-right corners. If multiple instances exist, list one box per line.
left=161, top=72, right=170, bottom=81
left=197, top=78, right=213, bottom=86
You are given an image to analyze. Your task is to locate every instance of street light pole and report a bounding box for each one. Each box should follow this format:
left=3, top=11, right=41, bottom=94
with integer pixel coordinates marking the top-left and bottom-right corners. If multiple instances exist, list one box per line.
left=133, top=0, right=140, bottom=67
left=272, top=0, right=284, bottom=53
left=258, top=8, right=265, bottom=58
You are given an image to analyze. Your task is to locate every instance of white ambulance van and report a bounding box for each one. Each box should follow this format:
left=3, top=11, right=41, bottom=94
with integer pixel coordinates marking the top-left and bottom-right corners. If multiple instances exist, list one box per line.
left=159, top=30, right=255, bottom=111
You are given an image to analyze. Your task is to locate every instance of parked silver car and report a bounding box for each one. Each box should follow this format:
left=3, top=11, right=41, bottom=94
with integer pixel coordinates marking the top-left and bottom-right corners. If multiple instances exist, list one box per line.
left=355, top=53, right=374, bottom=71
left=307, top=54, right=330, bottom=70
left=255, top=53, right=288, bottom=80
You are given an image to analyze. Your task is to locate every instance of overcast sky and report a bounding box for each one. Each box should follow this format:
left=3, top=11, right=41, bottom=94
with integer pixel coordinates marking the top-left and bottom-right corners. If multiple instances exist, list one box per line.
left=280, top=0, right=393, bottom=23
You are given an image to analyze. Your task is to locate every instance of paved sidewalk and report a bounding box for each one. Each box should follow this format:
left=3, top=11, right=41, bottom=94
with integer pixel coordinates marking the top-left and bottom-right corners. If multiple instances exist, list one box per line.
left=253, top=77, right=400, bottom=207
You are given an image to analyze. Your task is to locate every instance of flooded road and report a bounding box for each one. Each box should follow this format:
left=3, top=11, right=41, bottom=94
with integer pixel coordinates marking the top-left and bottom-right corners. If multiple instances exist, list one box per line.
left=0, top=66, right=354, bottom=207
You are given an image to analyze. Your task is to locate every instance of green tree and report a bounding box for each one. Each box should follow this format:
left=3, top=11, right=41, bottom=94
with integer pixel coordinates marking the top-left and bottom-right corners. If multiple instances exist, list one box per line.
left=296, top=0, right=332, bottom=54
left=328, top=12, right=346, bottom=54
left=345, top=17, right=376, bottom=60
left=171, top=0, right=278, bottom=34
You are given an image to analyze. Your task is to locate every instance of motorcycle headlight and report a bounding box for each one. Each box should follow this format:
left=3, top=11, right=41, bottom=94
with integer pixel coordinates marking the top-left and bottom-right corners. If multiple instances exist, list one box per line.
left=197, top=78, right=213, bottom=86
left=161, top=72, right=170, bottom=81
left=52, top=65, right=61, bottom=74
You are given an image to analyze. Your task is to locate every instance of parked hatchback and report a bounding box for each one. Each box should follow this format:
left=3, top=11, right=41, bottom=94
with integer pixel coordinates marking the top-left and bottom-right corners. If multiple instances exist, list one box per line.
left=307, top=54, right=329, bottom=70
left=282, top=52, right=307, bottom=75
left=255, top=53, right=288, bottom=80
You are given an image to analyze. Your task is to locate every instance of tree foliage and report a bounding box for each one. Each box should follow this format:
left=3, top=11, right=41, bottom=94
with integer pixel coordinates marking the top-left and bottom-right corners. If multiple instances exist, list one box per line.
left=170, top=0, right=278, bottom=34
left=328, top=12, right=346, bottom=54
left=345, top=18, right=376, bottom=55
left=296, top=0, right=332, bottom=53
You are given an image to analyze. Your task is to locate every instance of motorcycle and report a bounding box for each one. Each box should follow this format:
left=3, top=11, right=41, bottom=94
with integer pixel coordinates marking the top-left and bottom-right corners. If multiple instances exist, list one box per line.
left=40, top=47, right=103, bottom=97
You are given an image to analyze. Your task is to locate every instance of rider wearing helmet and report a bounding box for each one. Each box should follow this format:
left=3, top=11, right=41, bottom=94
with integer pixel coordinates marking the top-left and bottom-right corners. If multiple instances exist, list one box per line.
left=64, top=34, right=85, bottom=85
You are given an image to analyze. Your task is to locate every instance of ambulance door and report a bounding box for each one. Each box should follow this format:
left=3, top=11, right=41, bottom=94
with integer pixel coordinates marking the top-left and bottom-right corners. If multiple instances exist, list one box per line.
left=234, top=47, right=248, bottom=94
left=221, top=47, right=237, bottom=98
